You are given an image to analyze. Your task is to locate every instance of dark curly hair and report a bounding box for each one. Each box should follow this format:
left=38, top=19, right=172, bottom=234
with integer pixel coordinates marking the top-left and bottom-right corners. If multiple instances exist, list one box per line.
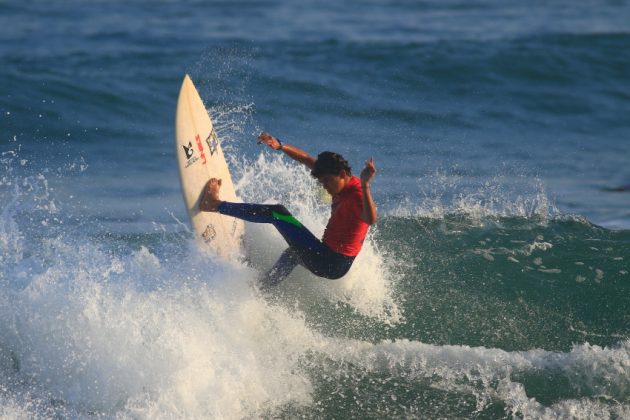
left=311, top=151, right=352, bottom=178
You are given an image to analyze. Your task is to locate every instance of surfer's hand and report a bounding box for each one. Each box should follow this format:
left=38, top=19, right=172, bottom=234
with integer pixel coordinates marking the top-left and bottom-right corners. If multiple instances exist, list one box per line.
left=360, top=158, right=376, bottom=185
left=257, top=132, right=282, bottom=151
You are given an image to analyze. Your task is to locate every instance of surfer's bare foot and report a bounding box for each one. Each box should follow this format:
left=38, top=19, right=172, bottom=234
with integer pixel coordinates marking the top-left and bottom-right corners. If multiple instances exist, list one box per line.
left=200, top=178, right=223, bottom=212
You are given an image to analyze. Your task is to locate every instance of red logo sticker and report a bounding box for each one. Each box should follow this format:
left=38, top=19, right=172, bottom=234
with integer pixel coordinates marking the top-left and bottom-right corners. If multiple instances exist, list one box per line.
left=195, top=134, right=207, bottom=165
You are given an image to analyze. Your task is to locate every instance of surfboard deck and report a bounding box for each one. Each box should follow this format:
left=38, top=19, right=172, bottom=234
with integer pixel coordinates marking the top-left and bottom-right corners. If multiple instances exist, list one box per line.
left=175, top=74, right=244, bottom=260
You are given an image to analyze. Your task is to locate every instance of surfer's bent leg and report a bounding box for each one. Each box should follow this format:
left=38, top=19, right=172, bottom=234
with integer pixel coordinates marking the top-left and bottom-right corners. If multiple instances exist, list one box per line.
left=218, top=202, right=355, bottom=282
left=217, top=202, right=321, bottom=249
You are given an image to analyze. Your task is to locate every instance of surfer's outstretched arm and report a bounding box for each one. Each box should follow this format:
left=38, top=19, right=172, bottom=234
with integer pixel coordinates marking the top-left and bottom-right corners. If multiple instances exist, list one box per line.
left=257, top=132, right=316, bottom=170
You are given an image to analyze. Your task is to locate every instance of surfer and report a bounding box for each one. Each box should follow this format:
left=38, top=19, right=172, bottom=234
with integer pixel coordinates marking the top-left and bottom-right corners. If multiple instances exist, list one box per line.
left=200, top=132, right=377, bottom=289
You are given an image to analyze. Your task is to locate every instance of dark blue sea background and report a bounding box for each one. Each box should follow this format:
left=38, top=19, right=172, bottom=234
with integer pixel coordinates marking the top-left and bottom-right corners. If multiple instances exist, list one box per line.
left=1, top=1, right=629, bottom=418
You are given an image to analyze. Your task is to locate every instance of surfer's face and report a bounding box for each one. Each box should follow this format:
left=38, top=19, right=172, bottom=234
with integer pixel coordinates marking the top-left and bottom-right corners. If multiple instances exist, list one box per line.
left=318, top=171, right=347, bottom=196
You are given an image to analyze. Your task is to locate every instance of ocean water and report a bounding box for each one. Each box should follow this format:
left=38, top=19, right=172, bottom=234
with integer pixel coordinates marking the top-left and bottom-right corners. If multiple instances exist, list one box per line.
left=1, top=0, right=629, bottom=418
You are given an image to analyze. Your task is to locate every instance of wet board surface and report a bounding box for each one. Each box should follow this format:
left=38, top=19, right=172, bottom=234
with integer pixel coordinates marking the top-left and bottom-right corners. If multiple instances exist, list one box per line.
left=175, top=74, right=244, bottom=260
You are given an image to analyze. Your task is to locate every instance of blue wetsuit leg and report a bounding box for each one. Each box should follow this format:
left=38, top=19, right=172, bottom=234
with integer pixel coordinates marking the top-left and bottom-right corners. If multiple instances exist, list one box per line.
left=217, top=202, right=355, bottom=286
left=259, top=248, right=300, bottom=290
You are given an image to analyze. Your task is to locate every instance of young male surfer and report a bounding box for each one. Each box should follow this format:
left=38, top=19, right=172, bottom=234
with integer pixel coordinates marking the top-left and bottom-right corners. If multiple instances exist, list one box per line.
left=200, top=132, right=377, bottom=289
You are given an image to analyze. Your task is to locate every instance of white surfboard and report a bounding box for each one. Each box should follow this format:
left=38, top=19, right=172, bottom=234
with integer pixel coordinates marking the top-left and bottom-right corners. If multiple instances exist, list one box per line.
left=175, top=74, right=244, bottom=260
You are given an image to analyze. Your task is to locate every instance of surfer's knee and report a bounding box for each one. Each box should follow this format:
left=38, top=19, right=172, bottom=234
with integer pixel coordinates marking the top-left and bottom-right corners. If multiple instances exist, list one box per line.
left=268, top=204, right=291, bottom=216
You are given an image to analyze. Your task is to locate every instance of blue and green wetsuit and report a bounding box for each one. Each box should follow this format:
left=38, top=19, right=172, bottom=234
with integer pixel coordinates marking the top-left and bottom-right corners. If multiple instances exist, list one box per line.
left=218, top=202, right=354, bottom=289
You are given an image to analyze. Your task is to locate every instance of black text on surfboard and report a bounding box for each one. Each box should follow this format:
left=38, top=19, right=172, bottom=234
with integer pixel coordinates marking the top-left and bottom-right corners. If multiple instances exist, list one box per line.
left=183, top=142, right=194, bottom=159
left=182, top=142, right=199, bottom=168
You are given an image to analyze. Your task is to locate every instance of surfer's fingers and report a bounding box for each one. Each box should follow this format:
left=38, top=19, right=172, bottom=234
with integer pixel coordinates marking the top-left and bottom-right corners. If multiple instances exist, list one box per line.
left=258, top=132, right=272, bottom=141
left=257, top=135, right=274, bottom=147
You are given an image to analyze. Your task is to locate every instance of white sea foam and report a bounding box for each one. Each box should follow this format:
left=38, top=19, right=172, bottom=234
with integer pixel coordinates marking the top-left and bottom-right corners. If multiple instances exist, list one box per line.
left=0, top=235, right=319, bottom=417
left=2, top=146, right=627, bottom=419
left=388, top=172, right=558, bottom=222
left=320, top=338, right=630, bottom=417
left=0, top=154, right=402, bottom=417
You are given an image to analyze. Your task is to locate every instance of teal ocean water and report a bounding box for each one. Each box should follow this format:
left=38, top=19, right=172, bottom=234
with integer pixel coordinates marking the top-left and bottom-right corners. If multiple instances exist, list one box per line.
left=1, top=1, right=629, bottom=418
